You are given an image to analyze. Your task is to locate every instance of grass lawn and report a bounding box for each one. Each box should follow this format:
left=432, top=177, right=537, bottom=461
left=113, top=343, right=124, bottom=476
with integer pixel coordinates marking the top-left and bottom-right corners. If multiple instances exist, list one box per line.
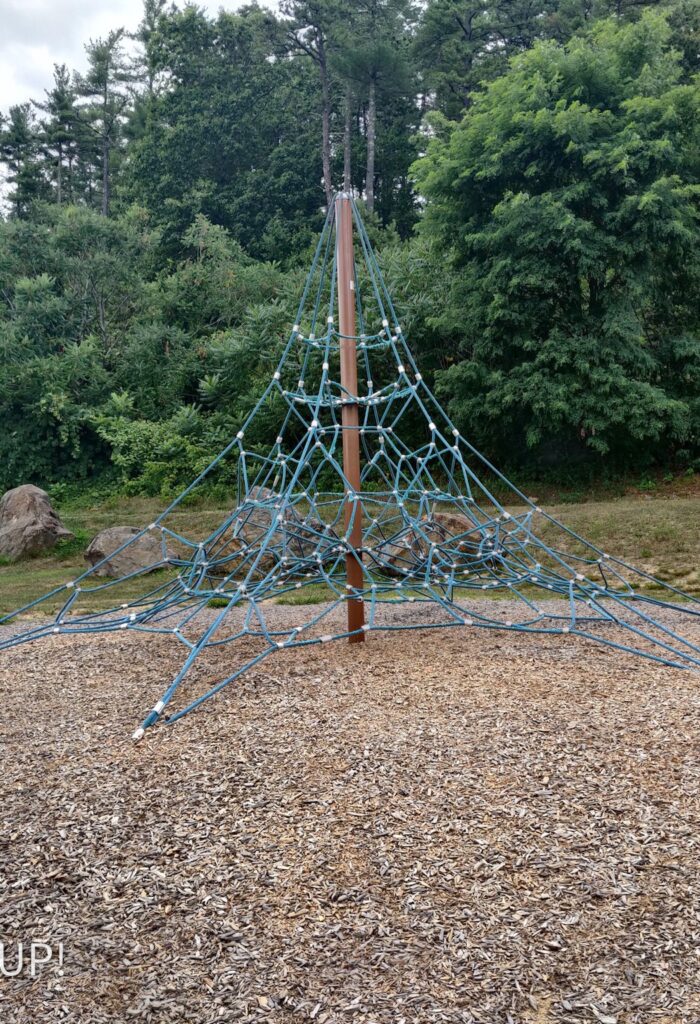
left=1, top=489, right=698, bottom=615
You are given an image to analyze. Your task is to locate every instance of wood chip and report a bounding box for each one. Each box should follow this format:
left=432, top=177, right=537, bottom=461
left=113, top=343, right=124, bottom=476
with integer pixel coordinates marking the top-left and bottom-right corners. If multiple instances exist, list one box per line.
left=1, top=600, right=699, bottom=1023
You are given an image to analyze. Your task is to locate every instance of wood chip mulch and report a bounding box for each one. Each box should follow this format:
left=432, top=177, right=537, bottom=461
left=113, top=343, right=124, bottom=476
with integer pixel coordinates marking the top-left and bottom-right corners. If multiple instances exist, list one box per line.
left=1, top=602, right=699, bottom=1024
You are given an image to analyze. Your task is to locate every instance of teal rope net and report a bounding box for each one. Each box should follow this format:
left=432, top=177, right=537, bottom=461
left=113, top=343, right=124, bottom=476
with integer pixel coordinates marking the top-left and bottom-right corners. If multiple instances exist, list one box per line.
left=2, top=195, right=699, bottom=737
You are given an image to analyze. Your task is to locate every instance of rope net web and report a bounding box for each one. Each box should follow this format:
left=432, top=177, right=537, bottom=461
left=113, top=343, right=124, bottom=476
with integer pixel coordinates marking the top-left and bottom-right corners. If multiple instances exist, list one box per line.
left=2, top=195, right=699, bottom=736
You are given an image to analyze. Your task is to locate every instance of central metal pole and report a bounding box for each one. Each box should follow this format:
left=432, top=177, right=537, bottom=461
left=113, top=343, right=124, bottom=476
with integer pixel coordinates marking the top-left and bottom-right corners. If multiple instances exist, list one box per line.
left=336, top=195, right=365, bottom=642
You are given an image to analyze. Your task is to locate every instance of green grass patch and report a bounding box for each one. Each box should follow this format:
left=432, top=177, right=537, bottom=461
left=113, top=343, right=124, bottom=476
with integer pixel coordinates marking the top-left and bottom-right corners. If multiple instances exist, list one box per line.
left=1, top=491, right=699, bottom=616
left=274, top=583, right=335, bottom=605
left=53, top=529, right=91, bottom=559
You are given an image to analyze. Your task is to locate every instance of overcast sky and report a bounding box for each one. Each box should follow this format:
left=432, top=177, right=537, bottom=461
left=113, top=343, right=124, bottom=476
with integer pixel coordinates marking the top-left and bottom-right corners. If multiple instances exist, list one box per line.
left=0, top=0, right=277, bottom=115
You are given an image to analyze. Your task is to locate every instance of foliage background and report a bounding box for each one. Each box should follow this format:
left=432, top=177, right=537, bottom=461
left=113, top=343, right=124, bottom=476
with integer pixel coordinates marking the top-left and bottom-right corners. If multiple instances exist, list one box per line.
left=0, top=0, right=698, bottom=497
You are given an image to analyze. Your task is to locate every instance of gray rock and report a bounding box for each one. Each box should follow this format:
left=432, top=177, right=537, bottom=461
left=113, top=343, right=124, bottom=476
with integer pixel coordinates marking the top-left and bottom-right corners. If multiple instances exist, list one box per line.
left=369, top=511, right=489, bottom=577
left=240, top=487, right=338, bottom=563
left=85, top=526, right=168, bottom=578
left=0, top=484, right=74, bottom=560
left=206, top=487, right=339, bottom=580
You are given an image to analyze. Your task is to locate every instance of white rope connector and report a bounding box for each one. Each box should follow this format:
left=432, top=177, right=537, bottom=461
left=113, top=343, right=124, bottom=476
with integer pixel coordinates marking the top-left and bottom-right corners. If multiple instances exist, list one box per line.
left=132, top=727, right=145, bottom=742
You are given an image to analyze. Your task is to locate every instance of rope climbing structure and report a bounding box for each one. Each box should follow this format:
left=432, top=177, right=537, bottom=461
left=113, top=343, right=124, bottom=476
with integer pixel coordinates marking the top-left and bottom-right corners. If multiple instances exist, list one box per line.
left=2, top=194, right=699, bottom=736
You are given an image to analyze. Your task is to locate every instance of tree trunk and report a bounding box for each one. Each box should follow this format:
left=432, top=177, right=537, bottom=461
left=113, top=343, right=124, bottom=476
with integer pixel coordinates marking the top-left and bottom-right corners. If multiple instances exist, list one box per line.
left=343, top=85, right=352, bottom=192
left=317, top=32, right=332, bottom=207
left=101, top=136, right=110, bottom=216
left=97, top=289, right=107, bottom=347
left=365, top=76, right=376, bottom=213
left=56, top=142, right=62, bottom=205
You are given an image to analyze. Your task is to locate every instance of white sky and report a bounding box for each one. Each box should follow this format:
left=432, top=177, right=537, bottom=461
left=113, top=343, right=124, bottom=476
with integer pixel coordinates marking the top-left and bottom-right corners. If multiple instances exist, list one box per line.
left=0, top=0, right=277, bottom=115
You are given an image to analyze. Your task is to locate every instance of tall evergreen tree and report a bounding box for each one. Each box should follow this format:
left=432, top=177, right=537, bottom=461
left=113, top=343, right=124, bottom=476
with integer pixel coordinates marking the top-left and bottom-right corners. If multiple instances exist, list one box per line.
left=33, top=65, right=79, bottom=205
left=336, top=0, right=415, bottom=211
left=126, top=5, right=324, bottom=259
left=0, top=105, right=48, bottom=217
left=133, top=0, right=169, bottom=99
left=281, top=0, right=342, bottom=206
left=74, top=31, right=133, bottom=216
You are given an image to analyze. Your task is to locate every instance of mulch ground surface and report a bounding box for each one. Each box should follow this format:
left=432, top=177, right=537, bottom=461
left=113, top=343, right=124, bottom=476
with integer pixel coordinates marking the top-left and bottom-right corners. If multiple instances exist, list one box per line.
left=1, top=603, right=699, bottom=1024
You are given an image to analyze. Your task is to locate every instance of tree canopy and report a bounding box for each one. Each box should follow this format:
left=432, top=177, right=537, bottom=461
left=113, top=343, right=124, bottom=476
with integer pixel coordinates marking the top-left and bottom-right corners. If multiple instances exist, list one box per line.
left=0, top=0, right=698, bottom=493
left=412, top=11, right=700, bottom=470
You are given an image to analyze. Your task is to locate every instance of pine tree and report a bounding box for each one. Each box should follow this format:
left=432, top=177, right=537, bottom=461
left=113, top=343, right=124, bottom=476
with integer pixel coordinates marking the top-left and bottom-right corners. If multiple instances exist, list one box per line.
left=0, top=105, right=48, bottom=217
left=282, top=0, right=342, bottom=206
left=335, top=0, right=415, bottom=211
left=33, top=65, right=79, bottom=205
left=75, top=31, right=133, bottom=216
left=125, top=5, right=324, bottom=259
left=132, top=0, right=169, bottom=99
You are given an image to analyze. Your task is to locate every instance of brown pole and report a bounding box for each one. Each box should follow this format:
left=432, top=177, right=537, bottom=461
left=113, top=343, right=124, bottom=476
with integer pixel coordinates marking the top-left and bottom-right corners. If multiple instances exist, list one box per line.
left=336, top=194, right=365, bottom=641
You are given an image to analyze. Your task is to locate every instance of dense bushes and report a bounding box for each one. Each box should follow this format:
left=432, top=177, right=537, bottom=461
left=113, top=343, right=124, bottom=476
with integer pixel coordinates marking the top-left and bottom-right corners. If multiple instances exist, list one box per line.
left=411, top=13, right=700, bottom=474
left=0, top=9, right=698, bottom=493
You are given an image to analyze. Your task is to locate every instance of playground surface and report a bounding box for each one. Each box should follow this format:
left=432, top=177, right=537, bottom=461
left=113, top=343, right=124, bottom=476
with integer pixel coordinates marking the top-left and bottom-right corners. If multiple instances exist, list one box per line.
left=1, top=601, right=699, bottom=1023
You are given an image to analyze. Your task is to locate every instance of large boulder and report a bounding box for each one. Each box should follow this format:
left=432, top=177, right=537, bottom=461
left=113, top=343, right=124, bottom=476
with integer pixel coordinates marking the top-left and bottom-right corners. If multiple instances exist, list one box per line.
left=369, top=511, right=495, bottom=577
left=206, top=487, right=339, bottom=580
left=85, top=526, right=169, bottom=578
left=0, top=485, right=74, bottom=561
